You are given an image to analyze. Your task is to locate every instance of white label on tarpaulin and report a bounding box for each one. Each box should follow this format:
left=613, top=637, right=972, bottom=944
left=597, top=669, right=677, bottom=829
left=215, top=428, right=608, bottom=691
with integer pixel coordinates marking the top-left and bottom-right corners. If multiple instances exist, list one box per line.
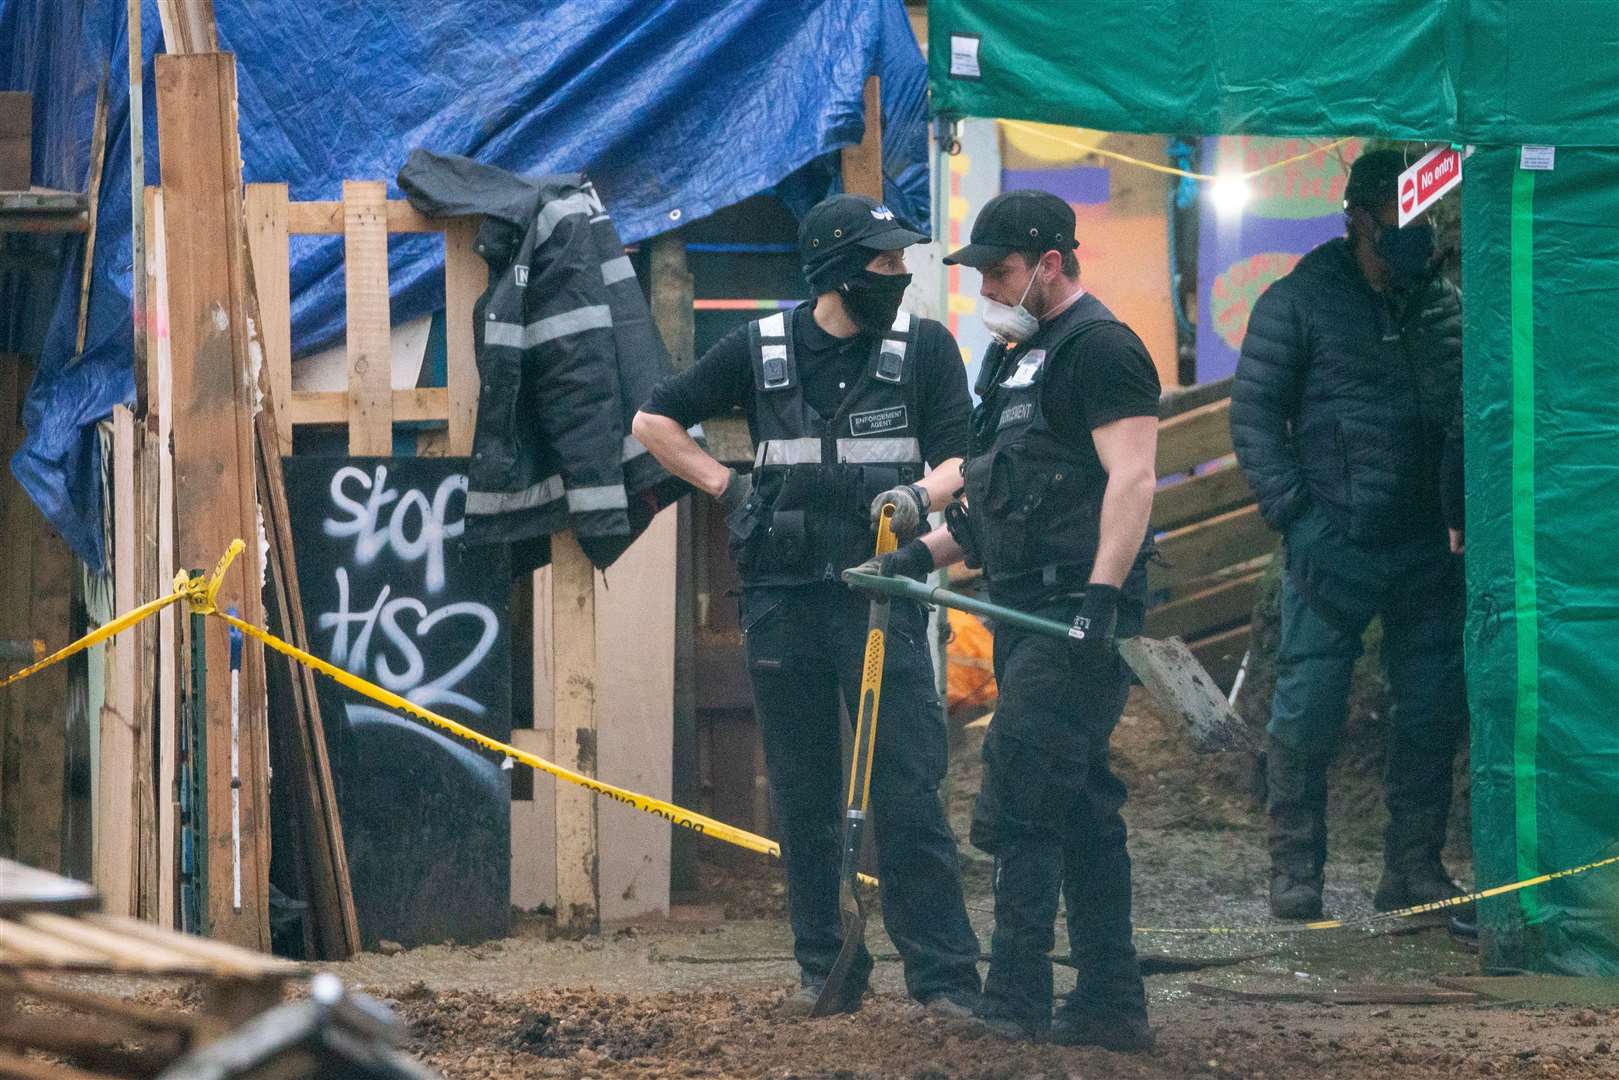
left=950, top=34, right=981, bottom=79
left=1397, top=145, right=1464, bottom=227
left=1520, top=146, right=1556, bottom=171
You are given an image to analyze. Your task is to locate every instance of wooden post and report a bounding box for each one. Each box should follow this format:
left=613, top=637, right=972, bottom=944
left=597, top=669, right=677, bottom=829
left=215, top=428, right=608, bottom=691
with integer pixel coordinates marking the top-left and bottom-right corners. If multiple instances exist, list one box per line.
left=551, top=532, right=599, bottom=931
left=243, top=185, right=292, bottom=457
left=649, top=231, right=699, bottom=894
left=145, top=186, right=180, bottom=928
left=841, top=76, right=883, bottom=200
left=94, top=405, right=140, bottom=914
left=342, top=181, right=393, bottom=456
left=442, top=219, right=483, bottom=456
left=154, top=53, right=270, bottom=948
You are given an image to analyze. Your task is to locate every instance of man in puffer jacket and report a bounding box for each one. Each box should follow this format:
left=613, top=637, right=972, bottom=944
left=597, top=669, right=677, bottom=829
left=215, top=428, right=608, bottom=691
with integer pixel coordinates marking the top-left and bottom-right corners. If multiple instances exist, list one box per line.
left=1231, top=149, right=1467, bottom=921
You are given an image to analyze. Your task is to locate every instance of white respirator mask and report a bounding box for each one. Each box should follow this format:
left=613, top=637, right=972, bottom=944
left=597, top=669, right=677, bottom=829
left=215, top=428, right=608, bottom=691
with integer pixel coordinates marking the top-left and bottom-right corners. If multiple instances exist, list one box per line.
left=981, top=265, right=1042, bottom=343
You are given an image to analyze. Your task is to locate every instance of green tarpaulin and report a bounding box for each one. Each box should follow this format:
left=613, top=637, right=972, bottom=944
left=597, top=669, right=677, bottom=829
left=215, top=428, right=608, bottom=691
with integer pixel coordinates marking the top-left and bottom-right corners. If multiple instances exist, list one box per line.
left=929, top=0, right=1619, bottom=974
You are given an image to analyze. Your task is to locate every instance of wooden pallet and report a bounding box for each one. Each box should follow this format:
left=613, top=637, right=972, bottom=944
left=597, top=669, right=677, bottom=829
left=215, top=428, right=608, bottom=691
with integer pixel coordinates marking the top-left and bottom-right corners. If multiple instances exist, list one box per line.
left=245, top=183, right=485, bottom=458
left=1145, top=380, right=1271, bottom=690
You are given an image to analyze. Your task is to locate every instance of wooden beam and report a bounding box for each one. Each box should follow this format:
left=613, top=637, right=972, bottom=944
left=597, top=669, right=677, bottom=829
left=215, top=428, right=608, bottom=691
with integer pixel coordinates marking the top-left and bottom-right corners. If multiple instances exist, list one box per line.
left=442, top=219, right=484, bottom=455
left=342, top=180, right=393, bottom=455
left=243, top=184, right=292, bottom=456
left=93, top=406, right=139, bottom=914
left=1158, top=375, right=1234, bottom=419
left=1156, top=397, right=1233, bottom=477
left=840, top=76, right=883, bottom=200
left=650, top=230, right=698, bottom=894
left=143, top=187, right=179, bottom=928
left=1145, top=569, right=1265, bottom=643
left=1187, top=624, right=1251, bottom=693
left=551, top=532, right=599, bottom=932
left=286, top=198, right=450, bottom=236
left=1150, top=464, right=1255, bottom=531
left=288, top=387, right=448, bottom=427
left=154, top=0, right=217, bottom=54
left=1148, top=503, right=1276, bottom=592
left=153, top=52, right=269, bottom=948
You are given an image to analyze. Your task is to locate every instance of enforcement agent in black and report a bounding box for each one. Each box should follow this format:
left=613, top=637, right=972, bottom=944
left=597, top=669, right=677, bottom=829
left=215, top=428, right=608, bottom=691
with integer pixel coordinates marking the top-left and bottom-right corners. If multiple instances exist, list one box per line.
left=864, top=191, right=1160, bottom=1049
left=631, top=194, right=981, bottom=1019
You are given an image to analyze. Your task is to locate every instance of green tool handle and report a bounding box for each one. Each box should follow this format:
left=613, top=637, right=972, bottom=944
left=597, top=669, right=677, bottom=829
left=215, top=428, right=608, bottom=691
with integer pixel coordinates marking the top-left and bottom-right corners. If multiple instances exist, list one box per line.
left=842, top=569, right=1077, bottom=642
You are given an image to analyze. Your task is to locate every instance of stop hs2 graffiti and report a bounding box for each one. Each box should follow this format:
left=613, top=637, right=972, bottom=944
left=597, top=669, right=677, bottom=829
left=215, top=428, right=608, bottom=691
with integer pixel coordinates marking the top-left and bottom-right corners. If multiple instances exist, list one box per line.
left=316, top=463, right=498, bottom=718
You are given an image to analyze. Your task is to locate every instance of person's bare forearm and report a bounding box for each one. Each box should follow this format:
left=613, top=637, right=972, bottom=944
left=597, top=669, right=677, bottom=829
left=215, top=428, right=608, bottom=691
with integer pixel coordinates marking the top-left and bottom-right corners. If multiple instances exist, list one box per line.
left=631, top=411, right=732, bottom=498
left=916, top=457, right=964, bottom=513
left=1088, top=465, right=1155, bottom=587
left=919, top=522, right=966, bottom=569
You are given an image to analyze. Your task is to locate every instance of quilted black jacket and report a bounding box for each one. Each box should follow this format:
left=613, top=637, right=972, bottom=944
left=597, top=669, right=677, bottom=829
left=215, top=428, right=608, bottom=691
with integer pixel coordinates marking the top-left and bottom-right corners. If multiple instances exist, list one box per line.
left=1231, top=237, right=1463, bottom=546
left=399, top=149, right=688, bottom=572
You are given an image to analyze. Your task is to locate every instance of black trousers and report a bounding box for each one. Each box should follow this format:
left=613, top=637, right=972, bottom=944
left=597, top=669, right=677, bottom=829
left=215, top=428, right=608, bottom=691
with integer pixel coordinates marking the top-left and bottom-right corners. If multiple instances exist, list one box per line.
left=970, top=598, right=1146, bottom=1027
left=741, top=583, right=982, bottom=1002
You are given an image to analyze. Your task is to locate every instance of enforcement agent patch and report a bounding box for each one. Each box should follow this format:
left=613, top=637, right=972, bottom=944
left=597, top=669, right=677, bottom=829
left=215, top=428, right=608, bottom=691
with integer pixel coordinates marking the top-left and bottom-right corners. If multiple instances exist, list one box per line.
left=849, top=404, right=909, bottom=436
left=999, top=402, right=1034, bottom=428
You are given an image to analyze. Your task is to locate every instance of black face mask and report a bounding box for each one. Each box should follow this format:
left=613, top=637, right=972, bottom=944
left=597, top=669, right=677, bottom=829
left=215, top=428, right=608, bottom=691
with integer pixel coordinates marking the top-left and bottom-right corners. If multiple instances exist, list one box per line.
left=839, top=269, right=912, bottom=334
left=1375, top=222, right=1436, bottom=287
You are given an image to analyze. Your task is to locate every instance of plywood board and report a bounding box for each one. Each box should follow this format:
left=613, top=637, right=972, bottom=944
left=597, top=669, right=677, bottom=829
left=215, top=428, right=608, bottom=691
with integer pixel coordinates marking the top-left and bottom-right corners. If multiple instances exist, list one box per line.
left=596, top=509, right=675, bottom=921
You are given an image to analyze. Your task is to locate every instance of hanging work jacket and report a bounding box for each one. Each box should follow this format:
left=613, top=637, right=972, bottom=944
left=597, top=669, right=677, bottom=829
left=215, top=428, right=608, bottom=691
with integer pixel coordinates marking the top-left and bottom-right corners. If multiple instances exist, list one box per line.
left=728, top=310, right=922, bottom=587
left=959, top=293, right=1149, bottom=596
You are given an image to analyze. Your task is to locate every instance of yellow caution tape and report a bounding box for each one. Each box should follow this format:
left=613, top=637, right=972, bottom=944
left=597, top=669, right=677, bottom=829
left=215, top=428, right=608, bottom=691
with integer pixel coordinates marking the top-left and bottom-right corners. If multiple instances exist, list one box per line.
left=998, top=121, right=1352, bottom=183
left=3, top=539, right=1608, bottom=915
left=1137, top=851, right=1619, bottom=935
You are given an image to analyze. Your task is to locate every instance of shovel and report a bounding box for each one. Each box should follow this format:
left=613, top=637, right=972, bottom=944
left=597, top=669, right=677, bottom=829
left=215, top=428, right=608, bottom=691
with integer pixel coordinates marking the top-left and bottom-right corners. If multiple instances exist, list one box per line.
left=841, top=569, right=1255, bottom=754
left=812, top=505, right=900, bottom=1016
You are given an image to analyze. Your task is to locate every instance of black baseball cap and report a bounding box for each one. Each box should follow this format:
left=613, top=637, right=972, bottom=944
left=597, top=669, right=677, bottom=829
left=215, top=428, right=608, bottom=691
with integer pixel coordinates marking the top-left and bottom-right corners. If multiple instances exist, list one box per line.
left=799, top=194, right=928, bottom=263
left=1344, top=148, right=1407, bottom=210
left=944, top=189, right=1078, bottom=268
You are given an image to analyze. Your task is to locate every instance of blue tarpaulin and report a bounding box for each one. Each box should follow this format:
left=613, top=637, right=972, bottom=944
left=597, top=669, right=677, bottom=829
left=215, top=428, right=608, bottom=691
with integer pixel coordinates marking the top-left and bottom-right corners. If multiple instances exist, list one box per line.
left=0, top=0, right=929, bottom=568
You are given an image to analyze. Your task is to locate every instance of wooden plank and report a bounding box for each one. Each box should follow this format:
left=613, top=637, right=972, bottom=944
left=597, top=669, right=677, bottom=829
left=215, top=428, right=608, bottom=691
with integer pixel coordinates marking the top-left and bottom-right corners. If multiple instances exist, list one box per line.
left=93, top=407, right=138, bottom=915
left=702, top=415, right=753, bottom=466
left=286, top=198, right=450, bottom=236
left=19, top=913, right=205, bottom=972
left=1186, top=625, right=1250, bottom=693
left=72, top=77, right=109, bottom=356
left=342, top=180, right=393, bottom=455
left=154, top=0, right=217, bottom=53
left=85, top=913, right=296, bottom=976
left=1150, top=464, right=1254, bottom=531
left=144, top=188, right=178, bottom=929
left=1149, top=503, right=1275, bottom=591
left=0, top=919, right=104, bottom=966
left=1145, top=570, right=1264, bottom=643
left=442, top=218, right=484, bottom=455
left=133, top=418, right=161, bottom=922
left=1159, top=376, right=1235, bottom=420
left=551, top=532, right=599, bottom=932
left=1156, top=397, right=1233, bottom=477
left=239, top=214, right=359, bottom=959
left=1187, top=981, right=1480, bottom=1006
left=290, top=386, right=447, bottom=426
left=840, top=76, right=883, bottom=200
left=0, top=972, right=200, bottom=1033
left=0, top=1014, right=179, bottom=1077
left=596, top=510, right=675, bottom=922
left=154, top=52, right=270, bottom=949
left=244, top=184, right=292, bottom=456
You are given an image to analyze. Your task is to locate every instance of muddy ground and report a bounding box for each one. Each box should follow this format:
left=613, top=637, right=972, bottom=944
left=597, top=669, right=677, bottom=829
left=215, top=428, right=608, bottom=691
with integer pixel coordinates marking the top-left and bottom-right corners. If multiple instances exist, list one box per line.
left=306, top=688, right=1619, bottom=1080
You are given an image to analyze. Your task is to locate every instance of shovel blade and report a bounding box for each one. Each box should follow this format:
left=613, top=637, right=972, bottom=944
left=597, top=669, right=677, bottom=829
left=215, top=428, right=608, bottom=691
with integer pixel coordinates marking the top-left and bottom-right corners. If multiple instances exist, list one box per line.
left=1117, top=635, right=1256, bottom=753
left=812, top=891, right=866, bottom=1016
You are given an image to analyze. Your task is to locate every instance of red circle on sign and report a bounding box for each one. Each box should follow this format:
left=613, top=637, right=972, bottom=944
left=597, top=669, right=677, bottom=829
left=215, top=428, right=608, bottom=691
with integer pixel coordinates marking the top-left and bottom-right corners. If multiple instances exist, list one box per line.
left=1400, top=177, right=1416, bottom=213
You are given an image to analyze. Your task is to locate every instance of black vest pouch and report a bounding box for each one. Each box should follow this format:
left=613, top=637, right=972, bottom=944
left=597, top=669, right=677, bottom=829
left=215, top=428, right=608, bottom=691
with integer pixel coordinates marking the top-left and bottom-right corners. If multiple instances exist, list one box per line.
left=763, top=508, right=810, bottom=572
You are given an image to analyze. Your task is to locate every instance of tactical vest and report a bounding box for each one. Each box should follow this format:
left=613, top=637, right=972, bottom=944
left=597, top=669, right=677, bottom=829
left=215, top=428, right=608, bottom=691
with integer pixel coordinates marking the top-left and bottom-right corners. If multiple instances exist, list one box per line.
left=961, top=293, right=1149, bottom=594
left=728, top=307, right=923, bottom=586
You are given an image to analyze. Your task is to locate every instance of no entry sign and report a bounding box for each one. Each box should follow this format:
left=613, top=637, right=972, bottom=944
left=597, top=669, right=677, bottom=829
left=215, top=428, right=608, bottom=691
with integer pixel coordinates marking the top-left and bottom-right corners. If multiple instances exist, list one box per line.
left=1398, top=145, right=1463, bottom=226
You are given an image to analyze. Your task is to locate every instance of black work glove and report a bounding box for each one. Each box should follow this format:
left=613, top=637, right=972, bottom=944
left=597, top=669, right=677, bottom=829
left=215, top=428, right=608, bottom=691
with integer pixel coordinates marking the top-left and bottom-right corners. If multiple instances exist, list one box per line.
left=1066, top=583, right=1120, bottom=667
left=718, top=469, right=752, bottom=516
left=847, top=538, right=936, bottom=582
left=869, top=482, right=930, bottom=538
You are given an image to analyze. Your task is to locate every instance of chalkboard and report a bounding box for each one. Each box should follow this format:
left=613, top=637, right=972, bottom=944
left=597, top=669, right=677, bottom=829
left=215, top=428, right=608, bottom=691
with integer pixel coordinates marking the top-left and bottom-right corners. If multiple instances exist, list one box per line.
left=283, top=457, right=511, bottom=947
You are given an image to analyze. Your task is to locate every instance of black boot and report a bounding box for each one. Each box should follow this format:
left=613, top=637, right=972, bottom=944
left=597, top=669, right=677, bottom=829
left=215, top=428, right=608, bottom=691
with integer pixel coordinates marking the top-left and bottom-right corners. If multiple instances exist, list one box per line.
left=1266, top=743, right=1328, bottom=920
left=1378, top=715, right=1470, bottom=918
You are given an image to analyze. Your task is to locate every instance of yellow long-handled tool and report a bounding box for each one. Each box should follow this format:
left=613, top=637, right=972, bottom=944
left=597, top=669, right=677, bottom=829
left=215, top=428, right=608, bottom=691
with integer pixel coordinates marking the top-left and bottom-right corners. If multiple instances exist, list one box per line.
left=812, top=504, right=899, bottom=1016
